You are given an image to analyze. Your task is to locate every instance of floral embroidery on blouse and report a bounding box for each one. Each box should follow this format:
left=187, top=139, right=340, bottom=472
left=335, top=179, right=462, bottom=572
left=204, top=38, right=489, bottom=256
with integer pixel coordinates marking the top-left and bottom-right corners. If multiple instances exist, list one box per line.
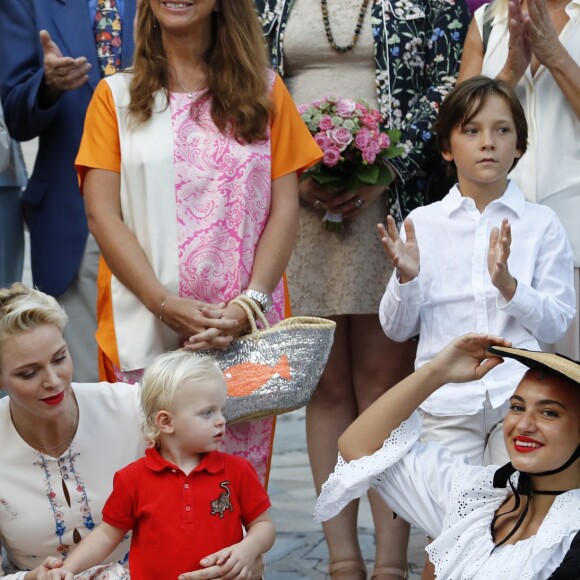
left=0, top=497, right=18, bottom=520
left=34, top=446, right=96, bottom=559
left=255, top=0, right=469, bottom=220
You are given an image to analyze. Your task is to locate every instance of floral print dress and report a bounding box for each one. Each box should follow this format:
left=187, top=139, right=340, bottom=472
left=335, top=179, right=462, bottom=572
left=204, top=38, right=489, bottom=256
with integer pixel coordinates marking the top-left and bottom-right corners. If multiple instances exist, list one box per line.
left=255, top=0, right=469, bottom=316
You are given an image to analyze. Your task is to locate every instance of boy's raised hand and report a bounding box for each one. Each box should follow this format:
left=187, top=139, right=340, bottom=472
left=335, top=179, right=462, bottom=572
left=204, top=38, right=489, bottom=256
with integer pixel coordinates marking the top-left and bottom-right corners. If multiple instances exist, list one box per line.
left=488, top=218, right=517, bottom=301
left=377, top=215, right=420, bottom=283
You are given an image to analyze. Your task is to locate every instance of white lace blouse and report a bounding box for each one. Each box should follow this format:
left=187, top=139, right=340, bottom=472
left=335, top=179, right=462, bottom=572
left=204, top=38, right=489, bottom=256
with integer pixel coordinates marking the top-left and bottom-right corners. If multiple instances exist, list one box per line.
left=314, top=413, right=580, bottom=579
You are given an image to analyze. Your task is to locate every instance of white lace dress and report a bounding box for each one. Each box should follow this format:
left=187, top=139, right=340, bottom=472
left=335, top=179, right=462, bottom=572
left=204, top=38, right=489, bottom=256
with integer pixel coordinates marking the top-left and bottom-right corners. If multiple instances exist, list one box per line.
left=314, top=413, right=580, bottom=579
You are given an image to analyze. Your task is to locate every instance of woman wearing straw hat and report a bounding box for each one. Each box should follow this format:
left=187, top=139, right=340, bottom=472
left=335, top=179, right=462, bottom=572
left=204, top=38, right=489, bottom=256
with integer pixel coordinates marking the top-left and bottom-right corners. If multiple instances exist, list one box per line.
left=315, top=333, right=580, bottom=579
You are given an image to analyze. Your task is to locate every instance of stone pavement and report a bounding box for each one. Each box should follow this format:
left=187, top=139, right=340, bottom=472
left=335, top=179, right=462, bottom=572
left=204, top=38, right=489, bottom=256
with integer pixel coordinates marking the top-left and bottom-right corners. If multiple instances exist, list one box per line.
left=20, top=140, right=427, bottom=579
left=266, top=409, right=427, bottom=579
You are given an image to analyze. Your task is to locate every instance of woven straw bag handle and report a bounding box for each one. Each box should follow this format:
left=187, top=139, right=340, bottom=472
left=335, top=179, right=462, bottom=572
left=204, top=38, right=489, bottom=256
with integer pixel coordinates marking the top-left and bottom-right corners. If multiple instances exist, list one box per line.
left=230, top=295, right=270, bottom=334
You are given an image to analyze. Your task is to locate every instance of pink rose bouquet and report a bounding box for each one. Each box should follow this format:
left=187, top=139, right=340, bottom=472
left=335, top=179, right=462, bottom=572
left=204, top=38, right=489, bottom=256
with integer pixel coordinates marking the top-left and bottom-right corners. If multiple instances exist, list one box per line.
left=299, top=96, right=403, bottom=231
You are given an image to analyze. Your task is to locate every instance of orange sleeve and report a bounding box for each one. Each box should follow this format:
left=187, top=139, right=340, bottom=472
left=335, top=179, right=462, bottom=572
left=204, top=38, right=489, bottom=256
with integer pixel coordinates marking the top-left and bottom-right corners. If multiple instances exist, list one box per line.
left=75, top=79, right=121, bottom=369
left=270, top=73, right=322, bottom=180
left=75, top=79, right=121, bottom=193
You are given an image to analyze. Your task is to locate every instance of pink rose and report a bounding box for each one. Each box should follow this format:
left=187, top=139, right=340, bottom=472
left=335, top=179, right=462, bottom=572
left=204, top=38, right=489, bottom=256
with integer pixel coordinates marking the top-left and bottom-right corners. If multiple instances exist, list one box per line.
left=372, top=109, right=383, bottom=122
left=314, top=133, right=333, bottom=151
left=362, top=148, right=377, bottom=164
left=378, top=133, right=391, bottom=149
left=318, top=114, right=334, bottom=131
left=336, top=98, right=356, bottom=117
left=298, top=104, right=310, bottom=115
left=354, top=127, right=371, bottom=149
left=323, top=146, right=342, bottom=167
left=312, top=98, right=324, bottom=108
left=366, top=138, right=381, bottom=154
left=361, top=114, right=379, bottom=130
left=328, top=127, right=353, bottom=151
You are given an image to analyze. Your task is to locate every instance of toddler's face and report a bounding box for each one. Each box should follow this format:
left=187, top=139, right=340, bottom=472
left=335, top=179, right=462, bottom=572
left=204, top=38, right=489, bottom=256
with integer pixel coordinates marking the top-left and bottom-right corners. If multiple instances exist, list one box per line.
left=169, top=377, right=227, bottom=456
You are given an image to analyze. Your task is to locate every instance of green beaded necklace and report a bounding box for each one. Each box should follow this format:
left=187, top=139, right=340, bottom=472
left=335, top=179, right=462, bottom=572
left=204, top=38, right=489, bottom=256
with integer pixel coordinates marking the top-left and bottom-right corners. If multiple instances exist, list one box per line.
left=320, top=0, right=371, bottom=53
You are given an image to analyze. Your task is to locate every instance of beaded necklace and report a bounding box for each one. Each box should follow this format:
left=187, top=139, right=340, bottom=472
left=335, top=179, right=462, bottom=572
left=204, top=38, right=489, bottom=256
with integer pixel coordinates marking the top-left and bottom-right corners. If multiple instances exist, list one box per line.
left=320, top=0, right=371, bottom=53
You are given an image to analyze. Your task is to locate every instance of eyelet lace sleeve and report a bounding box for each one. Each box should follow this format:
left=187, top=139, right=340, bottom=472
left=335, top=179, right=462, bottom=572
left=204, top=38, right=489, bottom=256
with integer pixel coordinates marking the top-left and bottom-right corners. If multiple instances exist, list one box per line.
left=314, top=411, right=471, bottom=539
left=313, top=412, right=423, bottom=523
left=426, top=467, right=580, bottom=579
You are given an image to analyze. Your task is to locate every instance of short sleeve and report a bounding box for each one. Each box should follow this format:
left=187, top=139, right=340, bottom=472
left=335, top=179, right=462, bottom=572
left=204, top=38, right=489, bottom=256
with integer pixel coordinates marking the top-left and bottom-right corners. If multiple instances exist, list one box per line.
left=270, top=74, right=322, bottom=179
left=102, top=470, right=136, bottom=532
left=75, top=79, right=121, bottom=193
left=236, top=459, right=271, bottom=526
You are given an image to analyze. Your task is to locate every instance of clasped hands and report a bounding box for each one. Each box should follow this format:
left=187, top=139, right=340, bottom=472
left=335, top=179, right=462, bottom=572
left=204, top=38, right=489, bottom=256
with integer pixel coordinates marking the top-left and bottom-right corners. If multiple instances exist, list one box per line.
left=300, top=178, right=387, bottom=220
left=157, top=295, right=253, bottom=351
left=504, top=0, right=567, bottom=83
left=378, top=216, right=517, bottom=301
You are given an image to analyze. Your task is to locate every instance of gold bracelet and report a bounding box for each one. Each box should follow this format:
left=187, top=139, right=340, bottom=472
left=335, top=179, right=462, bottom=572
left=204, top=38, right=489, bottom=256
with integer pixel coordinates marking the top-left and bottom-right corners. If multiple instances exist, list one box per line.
left=159, top=295, right=171, bottom=321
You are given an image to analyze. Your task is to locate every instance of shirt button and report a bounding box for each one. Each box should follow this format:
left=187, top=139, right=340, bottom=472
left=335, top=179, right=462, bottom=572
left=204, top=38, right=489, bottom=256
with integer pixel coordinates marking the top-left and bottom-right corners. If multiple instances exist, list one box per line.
left=185, top=506, right=191, bottom=511
left=184, top=483, right=190, bottom=489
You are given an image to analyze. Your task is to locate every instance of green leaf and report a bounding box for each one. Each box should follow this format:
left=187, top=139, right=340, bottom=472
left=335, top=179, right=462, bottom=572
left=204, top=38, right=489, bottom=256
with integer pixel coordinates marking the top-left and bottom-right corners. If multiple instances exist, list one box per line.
left=375, top=165, right=396, bottom=186
left=381, top=146, right=405, bottom=159
left=386, top=129, right=402, bottom=144
left=310, top=172, right=345, bottom=186
left=344, top=174, right=359, bottom=192
left=356, top=164, right=380, bottom=185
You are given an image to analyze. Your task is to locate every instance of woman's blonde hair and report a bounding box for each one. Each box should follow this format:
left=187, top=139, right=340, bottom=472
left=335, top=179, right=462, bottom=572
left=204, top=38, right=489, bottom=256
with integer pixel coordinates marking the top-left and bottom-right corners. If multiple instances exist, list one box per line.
left=0, top=284, right=68, bottom=363
left=141, top=350, right=225, bottom=446
left=128, top=0, right=273, bottom=143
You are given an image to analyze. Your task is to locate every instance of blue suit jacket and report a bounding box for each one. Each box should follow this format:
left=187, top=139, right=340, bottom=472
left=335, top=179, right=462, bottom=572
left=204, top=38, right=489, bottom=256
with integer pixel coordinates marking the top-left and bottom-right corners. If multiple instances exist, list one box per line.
left=0, top=0, right=135, bottom=295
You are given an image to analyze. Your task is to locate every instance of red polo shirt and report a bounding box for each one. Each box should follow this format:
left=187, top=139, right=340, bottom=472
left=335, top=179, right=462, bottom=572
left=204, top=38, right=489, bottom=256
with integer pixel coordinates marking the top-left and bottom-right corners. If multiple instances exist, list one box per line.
left=102, top=448, right=271, bottom=579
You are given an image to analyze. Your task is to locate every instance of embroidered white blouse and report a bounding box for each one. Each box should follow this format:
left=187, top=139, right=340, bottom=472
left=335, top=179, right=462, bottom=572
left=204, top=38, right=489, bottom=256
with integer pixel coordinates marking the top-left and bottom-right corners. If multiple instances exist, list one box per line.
left=314, top=412, right=580, bottom=580
left=0, top=382, right=145, bottom=577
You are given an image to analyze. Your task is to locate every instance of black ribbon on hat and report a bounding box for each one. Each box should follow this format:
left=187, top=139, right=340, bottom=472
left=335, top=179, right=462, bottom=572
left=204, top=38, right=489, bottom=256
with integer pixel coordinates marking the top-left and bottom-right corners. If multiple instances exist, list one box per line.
left=491, top=444, right=580, bottom=549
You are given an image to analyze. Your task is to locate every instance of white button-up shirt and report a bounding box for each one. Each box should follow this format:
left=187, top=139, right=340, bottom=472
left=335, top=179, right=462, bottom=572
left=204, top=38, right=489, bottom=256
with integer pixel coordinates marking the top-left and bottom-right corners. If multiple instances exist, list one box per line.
left=475, top=0, right=580, bottom=264
left=379, top=182, right=576, bottom=415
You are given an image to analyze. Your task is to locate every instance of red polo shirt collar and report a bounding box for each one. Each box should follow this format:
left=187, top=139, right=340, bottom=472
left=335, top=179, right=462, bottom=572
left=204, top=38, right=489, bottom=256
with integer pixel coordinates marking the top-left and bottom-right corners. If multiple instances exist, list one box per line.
left=143, top=446, right=224, bottom=474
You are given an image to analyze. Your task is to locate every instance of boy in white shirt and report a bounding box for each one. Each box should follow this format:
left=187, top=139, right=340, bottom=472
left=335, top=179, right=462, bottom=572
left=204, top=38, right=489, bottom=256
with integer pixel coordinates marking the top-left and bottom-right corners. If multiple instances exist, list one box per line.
left=378, top=76, right=576, bottom=465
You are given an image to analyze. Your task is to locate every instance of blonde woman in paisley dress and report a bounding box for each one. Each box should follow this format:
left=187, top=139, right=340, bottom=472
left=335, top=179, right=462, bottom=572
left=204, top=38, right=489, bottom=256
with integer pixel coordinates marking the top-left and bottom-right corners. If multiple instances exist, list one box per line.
left=256, top=1, right=470, bottom=578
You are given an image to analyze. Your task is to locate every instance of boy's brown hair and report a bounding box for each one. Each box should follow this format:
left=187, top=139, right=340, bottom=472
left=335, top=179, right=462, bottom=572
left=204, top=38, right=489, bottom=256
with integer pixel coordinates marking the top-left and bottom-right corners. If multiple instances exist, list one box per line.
left=435, top=76, right=528, bottom=174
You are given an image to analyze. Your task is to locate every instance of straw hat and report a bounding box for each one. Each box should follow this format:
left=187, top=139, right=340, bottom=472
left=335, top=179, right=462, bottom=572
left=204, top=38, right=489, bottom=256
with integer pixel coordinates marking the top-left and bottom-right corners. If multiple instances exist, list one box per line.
left=488, top=345, right=580, bottom=386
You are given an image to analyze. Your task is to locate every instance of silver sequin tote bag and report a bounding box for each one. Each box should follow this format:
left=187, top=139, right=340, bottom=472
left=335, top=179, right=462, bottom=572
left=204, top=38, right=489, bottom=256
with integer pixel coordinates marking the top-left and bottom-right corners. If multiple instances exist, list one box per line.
left=204, top=296, right=336, bottom=424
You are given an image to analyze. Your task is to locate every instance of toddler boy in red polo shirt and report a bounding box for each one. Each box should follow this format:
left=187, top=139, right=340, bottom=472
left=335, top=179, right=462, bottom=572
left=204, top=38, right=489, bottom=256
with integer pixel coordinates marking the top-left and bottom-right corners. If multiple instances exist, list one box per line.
left=42, top=352, right=275, bottom=580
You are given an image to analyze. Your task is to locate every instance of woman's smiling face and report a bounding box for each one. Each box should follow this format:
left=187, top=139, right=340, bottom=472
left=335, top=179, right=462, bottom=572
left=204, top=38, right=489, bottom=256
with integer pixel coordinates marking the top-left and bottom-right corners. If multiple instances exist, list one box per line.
left=504, top=369, right=580, bottom=475
left=149, top=0, right=216, bottom=35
